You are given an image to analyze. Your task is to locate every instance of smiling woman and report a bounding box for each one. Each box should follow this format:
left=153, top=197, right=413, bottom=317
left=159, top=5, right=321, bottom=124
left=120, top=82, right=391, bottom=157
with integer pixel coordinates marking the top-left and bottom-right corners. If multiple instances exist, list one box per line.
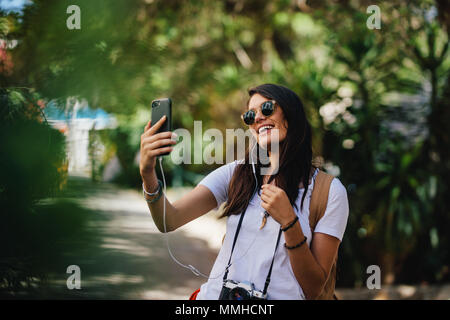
left=140, top=83, right=349, bottom=300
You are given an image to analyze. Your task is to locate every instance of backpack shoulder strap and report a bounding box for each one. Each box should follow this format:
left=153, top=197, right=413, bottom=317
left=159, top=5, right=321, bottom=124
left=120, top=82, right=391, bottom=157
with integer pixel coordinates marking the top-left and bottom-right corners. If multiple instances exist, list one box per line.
left=309, top=170, right=338, bottom=300
left=309, top=170, right=334, bottom=231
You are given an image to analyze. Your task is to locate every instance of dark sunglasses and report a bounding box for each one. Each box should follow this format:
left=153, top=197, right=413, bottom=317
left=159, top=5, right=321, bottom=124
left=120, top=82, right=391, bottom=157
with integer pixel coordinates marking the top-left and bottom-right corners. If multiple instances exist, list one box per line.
left=241, top=100, right=276, bottom=125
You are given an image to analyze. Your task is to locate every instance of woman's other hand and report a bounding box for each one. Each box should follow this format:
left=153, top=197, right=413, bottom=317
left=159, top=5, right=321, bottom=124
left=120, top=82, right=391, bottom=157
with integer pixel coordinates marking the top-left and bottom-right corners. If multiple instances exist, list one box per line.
left=260, top=184, right=296, bottom=227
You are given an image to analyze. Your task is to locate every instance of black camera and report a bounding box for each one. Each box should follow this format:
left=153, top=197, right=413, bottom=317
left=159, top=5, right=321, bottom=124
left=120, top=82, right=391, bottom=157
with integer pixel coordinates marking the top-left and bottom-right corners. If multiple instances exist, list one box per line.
left=219, top=280, right=267, bottom=300
left=152, top=100, right=160, bottom=108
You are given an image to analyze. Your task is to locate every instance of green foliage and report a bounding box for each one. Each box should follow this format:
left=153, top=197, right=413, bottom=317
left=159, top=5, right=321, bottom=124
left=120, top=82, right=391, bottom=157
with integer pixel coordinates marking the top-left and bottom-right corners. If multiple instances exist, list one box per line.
left=316, top=1, right=450, bottom=285
left=0, top=88, right=97, bottom=296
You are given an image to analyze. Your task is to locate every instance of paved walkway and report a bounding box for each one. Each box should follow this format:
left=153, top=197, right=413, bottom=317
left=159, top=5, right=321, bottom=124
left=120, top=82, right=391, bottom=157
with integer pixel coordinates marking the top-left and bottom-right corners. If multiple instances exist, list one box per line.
left=45, top=176, right=226, bottom=299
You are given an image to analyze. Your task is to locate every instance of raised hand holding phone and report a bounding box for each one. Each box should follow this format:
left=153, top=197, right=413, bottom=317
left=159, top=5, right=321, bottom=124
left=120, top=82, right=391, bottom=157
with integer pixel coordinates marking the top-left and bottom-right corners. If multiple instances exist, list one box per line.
left=139, top=114, right=177, bottom=187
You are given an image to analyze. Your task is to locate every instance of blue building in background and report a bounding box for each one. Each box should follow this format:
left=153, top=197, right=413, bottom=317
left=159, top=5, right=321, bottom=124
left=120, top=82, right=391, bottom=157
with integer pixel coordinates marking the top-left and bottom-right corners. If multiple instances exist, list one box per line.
left=44, top=99, right=117, bottom=177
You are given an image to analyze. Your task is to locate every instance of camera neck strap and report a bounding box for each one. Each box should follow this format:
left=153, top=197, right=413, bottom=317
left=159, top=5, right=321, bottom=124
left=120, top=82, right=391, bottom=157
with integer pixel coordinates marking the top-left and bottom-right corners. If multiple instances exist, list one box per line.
left=263, top=228, right=282, bottom=295
left=223, top=201, right=284, bottom=297
left=223, top=203, right=247, bottom=282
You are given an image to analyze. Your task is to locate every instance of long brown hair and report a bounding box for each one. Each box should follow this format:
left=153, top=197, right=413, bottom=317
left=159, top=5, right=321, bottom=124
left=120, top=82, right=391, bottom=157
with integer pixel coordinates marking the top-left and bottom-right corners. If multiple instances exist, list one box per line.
left=221, top=84, right=314, bottom=218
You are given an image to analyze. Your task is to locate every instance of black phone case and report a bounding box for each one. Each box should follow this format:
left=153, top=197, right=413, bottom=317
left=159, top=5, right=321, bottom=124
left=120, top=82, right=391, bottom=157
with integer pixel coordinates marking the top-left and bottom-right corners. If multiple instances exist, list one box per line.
left=151, top=98, right=172, bottom=156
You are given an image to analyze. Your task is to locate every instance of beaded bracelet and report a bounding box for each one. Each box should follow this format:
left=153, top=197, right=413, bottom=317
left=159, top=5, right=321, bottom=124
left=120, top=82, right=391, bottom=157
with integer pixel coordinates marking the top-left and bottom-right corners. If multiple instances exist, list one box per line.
left=280, top=215, right=299, bottom=232
left=284, top=236, right=307, bottom=250
left=142, top=179, right=163, bottom=204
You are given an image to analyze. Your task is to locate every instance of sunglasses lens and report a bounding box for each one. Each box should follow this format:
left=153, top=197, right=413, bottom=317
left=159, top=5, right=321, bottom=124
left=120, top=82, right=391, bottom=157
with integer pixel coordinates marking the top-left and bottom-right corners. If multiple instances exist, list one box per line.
left=243, top=110, right=255, bottom=125
left=261, top=101, right=274, bottom=116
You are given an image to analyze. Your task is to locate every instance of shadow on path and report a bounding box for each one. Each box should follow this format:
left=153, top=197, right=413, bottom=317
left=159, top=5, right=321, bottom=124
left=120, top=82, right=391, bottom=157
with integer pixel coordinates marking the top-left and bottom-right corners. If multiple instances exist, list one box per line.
left=39, top=176, right=220, bottom=299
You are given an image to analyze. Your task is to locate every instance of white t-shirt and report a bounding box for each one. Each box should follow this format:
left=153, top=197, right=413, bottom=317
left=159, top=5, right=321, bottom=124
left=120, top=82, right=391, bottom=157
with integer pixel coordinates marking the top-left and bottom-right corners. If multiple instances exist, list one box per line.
left=196, top=160, right=349, bottom=300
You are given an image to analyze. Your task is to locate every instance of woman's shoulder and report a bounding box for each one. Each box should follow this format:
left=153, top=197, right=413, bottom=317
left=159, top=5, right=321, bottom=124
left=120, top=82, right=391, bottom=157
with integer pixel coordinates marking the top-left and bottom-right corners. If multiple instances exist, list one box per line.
left=202, top=160, right=239, bottom=183
left=198, top=160, right=240, bottom=207
left=329, top=176, right=347, bottom=198
left=310, top=170, right=348, bottom=205
left=322, top=176, right=348, bottom=215
left=314, top=169, right=347, bottom=197
left=223, top=159, right=240, bottom=172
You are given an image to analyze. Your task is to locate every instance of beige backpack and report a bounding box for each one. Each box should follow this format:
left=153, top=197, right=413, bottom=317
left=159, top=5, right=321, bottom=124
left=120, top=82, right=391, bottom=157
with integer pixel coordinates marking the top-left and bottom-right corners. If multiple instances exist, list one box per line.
left=309, top=170, right=337, bottom=300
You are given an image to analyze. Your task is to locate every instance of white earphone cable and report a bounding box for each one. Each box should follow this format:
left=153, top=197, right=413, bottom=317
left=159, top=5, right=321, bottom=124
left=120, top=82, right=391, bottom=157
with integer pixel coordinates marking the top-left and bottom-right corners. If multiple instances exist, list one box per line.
left=158, top=139, right=262, bottom=279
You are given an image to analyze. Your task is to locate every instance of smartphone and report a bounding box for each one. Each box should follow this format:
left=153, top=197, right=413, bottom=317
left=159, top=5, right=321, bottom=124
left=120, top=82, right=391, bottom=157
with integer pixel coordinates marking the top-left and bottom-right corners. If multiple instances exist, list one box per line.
left=150, top=98, right=172, bottom=156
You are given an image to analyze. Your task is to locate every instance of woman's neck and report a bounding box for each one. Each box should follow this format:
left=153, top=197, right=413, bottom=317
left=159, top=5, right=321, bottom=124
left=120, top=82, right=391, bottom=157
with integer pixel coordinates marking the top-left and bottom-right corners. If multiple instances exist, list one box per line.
left=262, top=150, right=279, bottom=180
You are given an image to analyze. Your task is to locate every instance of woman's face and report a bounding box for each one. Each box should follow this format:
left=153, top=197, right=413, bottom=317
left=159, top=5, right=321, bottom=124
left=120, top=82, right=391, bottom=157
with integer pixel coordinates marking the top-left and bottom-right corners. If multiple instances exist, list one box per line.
left=248, top=93, right=288, bottom=149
